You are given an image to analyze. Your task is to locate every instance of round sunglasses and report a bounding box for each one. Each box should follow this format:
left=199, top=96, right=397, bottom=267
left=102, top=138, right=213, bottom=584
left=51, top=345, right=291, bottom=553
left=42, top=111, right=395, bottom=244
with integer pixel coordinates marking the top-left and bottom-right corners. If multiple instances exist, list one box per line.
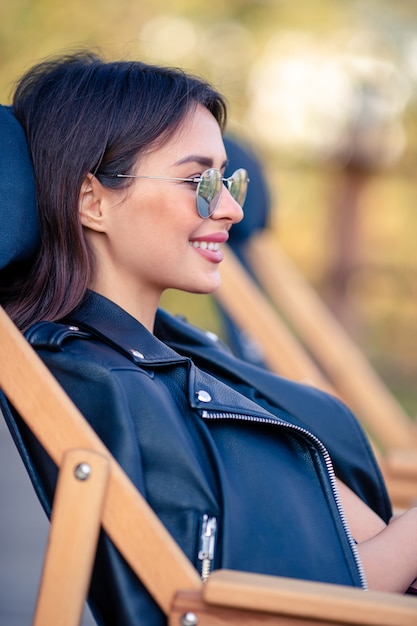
left=113, top=167, right=249, bottom=218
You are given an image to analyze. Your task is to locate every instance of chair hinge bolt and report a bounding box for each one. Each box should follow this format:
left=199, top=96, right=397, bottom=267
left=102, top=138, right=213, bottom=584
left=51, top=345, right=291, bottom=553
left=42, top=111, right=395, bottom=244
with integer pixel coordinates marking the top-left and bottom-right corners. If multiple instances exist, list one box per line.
left=180, top=612, right=199, bottom=626
left=74, top=462, right=92, bottom=481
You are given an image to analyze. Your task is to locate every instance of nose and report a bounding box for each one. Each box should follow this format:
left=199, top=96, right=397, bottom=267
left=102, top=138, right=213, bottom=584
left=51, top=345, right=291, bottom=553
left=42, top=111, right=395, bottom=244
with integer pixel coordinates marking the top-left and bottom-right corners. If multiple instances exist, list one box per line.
left=211, top=186, right=244, bottom=225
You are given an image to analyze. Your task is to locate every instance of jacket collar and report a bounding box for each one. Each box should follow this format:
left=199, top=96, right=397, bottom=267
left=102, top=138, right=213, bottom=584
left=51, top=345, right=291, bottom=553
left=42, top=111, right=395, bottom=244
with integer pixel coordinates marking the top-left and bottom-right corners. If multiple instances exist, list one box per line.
left=64, top=291, right=279, bottom=420
left=64, top=290, right=189, bottom=366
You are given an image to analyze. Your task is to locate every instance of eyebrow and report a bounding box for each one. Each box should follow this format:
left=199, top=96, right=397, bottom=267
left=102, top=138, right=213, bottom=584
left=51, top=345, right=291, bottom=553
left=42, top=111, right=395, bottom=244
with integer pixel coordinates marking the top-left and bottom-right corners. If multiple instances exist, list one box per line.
left=174, top=154, right=229, bottom=170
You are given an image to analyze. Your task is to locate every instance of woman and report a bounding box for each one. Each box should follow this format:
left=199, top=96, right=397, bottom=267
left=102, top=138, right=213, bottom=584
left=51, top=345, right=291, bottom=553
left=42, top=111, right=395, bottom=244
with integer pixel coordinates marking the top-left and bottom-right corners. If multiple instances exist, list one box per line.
left=2, top=51, right=417, bottom=626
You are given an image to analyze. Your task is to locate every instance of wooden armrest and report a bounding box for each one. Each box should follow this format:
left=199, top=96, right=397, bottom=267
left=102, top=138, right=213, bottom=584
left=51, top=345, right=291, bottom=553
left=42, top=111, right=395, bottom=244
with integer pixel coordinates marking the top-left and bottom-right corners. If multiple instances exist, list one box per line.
left=205, top=570, right=417, bottom=625
left=170, top=570, right=417, bottom=626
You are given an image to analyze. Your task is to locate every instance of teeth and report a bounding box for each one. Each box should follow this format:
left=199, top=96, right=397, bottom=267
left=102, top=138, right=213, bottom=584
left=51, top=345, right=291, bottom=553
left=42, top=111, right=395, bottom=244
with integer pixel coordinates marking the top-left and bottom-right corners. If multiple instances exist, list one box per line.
left=191, top=241, right=220, bottom=251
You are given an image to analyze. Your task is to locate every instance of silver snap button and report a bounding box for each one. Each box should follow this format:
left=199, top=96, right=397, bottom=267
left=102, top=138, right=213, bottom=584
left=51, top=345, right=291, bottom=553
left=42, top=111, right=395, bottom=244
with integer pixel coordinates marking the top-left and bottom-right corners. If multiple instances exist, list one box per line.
left=205, top=330, right=219, bottom=342
left=130, top=349, right=145, bottom=359
left=196, top=390, right=211, bottom=403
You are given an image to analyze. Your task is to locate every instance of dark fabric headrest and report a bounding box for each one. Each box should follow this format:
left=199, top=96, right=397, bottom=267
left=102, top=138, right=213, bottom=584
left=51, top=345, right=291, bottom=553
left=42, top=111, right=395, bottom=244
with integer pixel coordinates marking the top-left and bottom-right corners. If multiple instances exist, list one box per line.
left=0, top=105, right=40, bottom=270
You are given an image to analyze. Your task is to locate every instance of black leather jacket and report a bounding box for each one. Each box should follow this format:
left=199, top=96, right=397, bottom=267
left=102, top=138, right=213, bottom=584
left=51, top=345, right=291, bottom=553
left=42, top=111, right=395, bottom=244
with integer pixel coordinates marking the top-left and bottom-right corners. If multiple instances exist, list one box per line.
left=7, top=291, right=391, bottom=626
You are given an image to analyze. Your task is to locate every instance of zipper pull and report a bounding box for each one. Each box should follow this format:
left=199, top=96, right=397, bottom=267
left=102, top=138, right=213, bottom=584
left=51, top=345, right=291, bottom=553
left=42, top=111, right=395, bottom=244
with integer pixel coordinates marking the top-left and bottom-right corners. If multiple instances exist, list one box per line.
left=198, top=514, right=217, bottom=582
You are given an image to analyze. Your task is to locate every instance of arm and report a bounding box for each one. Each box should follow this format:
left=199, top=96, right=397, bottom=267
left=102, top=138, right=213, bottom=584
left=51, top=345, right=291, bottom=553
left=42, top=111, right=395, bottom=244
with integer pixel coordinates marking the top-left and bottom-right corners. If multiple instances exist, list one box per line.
left=358, top=509, right=417, bottom=593
left=336, top=478, right=417, bottom=593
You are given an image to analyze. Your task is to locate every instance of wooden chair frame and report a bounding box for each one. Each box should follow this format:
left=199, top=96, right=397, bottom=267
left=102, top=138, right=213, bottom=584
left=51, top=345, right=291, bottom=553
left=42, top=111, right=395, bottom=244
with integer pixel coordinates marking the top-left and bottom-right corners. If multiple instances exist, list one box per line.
left=1, top=303, right=417, bottom=625
left=248, top=233, right=417, bottom=450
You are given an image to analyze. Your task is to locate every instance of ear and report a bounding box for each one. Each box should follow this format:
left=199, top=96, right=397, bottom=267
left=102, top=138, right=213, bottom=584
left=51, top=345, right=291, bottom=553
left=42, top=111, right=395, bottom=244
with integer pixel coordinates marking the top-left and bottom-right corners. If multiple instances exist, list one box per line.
left=79, top=173, right=107, bottom=232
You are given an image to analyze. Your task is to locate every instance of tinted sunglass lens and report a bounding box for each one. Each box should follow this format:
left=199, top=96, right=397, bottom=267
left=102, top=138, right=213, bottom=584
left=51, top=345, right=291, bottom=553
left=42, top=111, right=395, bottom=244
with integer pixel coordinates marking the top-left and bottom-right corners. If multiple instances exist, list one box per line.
left=196, top=169, right=222, bottom=218
left=229, top=168, right=248, bottom=208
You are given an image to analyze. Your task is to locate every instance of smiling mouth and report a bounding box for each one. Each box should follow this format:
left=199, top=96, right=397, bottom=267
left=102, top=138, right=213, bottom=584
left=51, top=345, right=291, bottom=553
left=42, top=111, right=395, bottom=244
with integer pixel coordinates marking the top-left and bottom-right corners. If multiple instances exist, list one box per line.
left=190, top=241, right=220, bottom=251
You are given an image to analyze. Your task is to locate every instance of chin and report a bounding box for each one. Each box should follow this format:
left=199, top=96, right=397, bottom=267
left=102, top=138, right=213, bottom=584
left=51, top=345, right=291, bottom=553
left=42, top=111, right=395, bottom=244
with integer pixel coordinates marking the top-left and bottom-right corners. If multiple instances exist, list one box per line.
left=184, top=276, right=221, bottom=295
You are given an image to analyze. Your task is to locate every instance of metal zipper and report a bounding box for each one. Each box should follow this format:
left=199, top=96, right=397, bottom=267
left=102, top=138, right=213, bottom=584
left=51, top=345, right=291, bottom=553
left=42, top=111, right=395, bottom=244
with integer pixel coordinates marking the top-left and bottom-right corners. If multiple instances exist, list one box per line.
left=201, top=409, right=368, bottom=590
left=198, top=514, right=218, bottom=582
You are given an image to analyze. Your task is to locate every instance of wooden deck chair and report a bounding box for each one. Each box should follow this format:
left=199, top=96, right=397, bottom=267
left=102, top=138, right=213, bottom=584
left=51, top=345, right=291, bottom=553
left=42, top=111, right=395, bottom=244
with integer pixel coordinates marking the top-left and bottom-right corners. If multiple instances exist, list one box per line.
left=218, top=138, right=417, bottom=511
left=1, top=106, right=417, bottom=626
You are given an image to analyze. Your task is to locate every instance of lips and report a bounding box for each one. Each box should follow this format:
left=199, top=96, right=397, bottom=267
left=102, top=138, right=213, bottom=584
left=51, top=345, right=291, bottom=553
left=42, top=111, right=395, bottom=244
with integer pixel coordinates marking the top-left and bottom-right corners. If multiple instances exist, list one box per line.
left=189, top=232, right=228, bottom=263
left=189, top=231, right=229, bottom=247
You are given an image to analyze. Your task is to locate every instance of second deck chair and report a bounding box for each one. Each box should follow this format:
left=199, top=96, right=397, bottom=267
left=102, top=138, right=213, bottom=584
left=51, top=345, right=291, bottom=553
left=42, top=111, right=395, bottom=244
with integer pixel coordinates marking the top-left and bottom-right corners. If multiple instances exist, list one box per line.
left=219, top=139, right=417, bottom=511
left=1, top=105, right=417, bottom=626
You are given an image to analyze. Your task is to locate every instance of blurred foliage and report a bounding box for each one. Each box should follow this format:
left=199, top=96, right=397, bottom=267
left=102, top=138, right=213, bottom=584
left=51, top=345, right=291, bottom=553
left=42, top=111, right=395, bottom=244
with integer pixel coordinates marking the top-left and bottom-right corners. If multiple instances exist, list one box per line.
left=1, top=0, right=417, bottom=415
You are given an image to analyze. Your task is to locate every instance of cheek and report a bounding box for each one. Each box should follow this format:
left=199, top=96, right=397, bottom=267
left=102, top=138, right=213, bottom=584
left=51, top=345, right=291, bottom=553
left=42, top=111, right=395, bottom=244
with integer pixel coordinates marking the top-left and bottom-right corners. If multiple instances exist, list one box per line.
left=113, top=185, right=199, bottom=250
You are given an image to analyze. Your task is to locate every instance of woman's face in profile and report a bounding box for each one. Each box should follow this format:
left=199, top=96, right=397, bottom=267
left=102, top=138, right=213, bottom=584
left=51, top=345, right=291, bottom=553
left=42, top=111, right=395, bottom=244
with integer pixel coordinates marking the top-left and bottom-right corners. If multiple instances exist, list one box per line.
left=86, top=104, right=243, bottom=310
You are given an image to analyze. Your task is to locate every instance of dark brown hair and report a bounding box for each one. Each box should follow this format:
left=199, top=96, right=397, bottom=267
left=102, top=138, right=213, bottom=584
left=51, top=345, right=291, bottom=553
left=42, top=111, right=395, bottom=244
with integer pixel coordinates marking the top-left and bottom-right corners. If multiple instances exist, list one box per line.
left=6, top=50, right=227, bottom=331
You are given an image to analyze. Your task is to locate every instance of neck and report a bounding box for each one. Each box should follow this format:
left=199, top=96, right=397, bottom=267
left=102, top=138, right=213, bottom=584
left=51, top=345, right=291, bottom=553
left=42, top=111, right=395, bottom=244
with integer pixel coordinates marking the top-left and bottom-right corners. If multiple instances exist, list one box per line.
left=88, top=278, right=160, bottom=333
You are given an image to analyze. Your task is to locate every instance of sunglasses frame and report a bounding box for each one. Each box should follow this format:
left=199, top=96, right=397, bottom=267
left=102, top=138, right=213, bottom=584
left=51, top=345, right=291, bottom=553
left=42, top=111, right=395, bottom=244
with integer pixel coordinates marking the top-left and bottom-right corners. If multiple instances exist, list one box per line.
left=112, top=167, right=249, bottom=218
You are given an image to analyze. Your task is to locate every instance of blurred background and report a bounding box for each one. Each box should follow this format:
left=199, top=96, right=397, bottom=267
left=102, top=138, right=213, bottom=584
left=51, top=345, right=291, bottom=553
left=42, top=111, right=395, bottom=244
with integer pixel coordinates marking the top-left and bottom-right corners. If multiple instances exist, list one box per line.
left=1, top=2, right=417, bottom=623
left=1, top=0, right=416, bottom=412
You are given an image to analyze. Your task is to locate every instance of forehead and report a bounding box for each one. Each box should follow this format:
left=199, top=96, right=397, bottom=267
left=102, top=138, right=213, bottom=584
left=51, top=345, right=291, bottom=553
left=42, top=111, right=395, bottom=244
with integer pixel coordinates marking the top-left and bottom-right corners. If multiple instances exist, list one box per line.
left=158, top=104, right=227, bottom=165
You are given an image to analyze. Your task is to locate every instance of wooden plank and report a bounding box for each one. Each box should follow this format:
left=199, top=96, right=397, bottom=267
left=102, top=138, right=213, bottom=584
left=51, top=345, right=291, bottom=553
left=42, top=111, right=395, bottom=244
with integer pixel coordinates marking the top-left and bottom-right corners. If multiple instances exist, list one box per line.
left=202, top=570, right=417, bottom=626
left=217, top=246, right=334, bottom=394
left=247, top=232, right=417, bottom=451
left=34, top=449, right=109, bottom=626
left=171, top=590, right=313, bottom=625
